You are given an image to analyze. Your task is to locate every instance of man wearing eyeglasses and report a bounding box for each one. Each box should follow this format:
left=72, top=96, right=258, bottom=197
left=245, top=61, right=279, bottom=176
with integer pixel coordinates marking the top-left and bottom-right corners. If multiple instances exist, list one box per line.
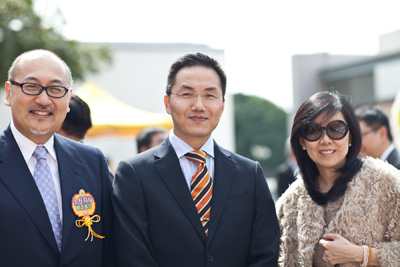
left=112, top=53, right=279, bottom=266
left=0, top=49, right=114, bottom=266
left=355, top=105, right=400, bottom=169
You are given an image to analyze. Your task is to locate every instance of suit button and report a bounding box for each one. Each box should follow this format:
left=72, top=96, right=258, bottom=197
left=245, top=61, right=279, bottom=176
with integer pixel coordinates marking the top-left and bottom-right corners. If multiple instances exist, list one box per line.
left=207, top=255, right=214, bottom=262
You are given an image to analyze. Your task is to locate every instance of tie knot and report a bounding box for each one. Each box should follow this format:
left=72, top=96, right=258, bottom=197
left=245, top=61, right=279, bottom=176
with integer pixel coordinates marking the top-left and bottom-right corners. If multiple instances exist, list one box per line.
left=33, top=146, right=47, bottom=160
left=185, top=150, right=206, bottom=165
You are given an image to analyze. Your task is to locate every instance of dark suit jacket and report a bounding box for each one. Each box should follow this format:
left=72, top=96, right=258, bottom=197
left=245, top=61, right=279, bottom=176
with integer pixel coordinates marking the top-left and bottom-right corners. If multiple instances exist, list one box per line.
left=112, top=138, right=279, bottom=267
left=275, top=162, right=296, bottom=197
left=0, top=126, right=114, bottom=267
left=386, top=147, right=400, bottom=169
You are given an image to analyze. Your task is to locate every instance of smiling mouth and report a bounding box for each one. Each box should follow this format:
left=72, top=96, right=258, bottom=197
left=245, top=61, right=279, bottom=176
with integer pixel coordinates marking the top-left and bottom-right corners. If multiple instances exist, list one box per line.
left=31, top=110, right=52, bottom=116
left=320, top=150, right=335, bottom=154
left=190, top=116, right=207, bottom=121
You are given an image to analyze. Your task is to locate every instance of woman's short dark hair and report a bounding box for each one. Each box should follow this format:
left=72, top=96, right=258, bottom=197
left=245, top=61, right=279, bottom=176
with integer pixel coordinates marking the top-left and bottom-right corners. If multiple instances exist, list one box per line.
left=290, top=91, right=363, bottom=204
left=166, top=53, right=226, bottom=100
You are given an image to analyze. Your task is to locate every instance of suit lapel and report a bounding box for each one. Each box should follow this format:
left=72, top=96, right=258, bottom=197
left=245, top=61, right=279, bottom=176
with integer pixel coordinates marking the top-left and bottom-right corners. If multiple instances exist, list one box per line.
left=154, top=140, right=207, bottom=243
left=0, top=126, right=59, bottom=253
left=54, top=135, right=84, bottom=251
left=206, top=143, right=235, bottom=243
left=387, top=148, right=400, bottom=167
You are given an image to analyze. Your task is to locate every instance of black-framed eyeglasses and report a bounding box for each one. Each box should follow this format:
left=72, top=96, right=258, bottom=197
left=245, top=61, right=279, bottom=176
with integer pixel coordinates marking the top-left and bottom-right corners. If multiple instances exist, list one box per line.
left=168, top=92, right=222, bottom=102
left=301, top=120, right=349, bottom=142
left=361, top=126, right=381, bottom=137
left=10, top=80, right=69, bottom=98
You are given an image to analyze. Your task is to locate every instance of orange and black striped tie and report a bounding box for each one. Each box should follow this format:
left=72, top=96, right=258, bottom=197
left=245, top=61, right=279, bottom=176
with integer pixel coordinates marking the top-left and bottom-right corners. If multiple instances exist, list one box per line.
left=185, top=150, right=213, bottom=236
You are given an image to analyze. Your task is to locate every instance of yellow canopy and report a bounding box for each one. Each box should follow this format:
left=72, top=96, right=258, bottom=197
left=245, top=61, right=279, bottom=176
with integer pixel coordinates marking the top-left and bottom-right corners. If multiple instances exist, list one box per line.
left=75, top=81, right=172, bottom=137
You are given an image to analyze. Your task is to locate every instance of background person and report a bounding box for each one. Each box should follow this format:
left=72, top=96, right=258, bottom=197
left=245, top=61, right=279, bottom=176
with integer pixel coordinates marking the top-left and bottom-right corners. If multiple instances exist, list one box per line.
left=136, top=126, right=168, bottom=153
left=274, top=137, right=297, bottom=197
left=277, top=91, right=400, bottom=266
left=56, top=94, right=92, bottom=142
left=356, top=105, right=400, bottom=169
left=0, top=49, right=114, bottom=266
left=112, top=53, right=279, bottom=266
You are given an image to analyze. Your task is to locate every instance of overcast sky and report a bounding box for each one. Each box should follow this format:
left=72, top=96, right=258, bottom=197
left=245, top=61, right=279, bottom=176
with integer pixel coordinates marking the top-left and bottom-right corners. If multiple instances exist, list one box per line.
left=36, top=0, right=400, bottom=111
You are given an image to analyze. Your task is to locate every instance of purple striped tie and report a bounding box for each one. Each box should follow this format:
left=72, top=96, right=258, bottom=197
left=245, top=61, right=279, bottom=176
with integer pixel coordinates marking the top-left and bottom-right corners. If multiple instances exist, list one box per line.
left=33, top=146, right=63, bottom=252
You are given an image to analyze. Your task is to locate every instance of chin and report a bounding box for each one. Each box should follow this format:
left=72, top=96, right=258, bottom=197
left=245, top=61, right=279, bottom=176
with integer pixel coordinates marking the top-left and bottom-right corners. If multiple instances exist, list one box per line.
left=29, top=127, right=51, bottom=135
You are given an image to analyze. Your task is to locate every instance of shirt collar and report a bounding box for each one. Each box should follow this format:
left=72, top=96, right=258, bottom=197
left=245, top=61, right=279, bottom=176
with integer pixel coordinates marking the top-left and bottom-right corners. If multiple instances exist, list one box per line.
left=380, top=143, right=395, bottom=161
left=11, top=121, right=57, bottom=162
left=168, top=129, right=214, bottom=159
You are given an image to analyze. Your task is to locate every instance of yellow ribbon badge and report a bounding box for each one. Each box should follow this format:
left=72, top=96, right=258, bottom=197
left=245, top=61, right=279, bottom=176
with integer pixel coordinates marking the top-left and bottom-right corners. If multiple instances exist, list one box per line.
left=75, top=215, right=105, bottom=241
left=72, top=189, right=105, bottom=241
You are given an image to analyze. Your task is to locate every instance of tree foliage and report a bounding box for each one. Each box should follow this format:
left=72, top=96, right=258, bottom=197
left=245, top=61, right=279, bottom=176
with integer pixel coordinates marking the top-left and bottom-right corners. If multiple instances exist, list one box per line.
left=234, top=93, right=287, bottom=175
left=0, top=0, right=112, bottom=85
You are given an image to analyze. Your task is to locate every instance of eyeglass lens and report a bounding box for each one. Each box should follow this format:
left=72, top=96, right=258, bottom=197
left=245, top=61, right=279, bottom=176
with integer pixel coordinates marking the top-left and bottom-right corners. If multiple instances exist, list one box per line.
left=302, top=120, right=348, bottom=142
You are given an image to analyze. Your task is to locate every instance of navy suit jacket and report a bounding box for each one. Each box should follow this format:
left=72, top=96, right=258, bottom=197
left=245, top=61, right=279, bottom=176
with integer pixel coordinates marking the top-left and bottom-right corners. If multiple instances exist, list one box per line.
left=275, top=162, right=296, bottom=197
left=0, top=126, right=114, bottom=267
left=387, top=147, right=400, bottom=169
left=112, top=138, right=279, bottom=267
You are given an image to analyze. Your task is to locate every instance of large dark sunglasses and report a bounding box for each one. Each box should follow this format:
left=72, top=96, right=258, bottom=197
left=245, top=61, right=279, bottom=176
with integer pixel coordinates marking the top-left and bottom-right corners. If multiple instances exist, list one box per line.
left=301, top=120, right=349, bottom=142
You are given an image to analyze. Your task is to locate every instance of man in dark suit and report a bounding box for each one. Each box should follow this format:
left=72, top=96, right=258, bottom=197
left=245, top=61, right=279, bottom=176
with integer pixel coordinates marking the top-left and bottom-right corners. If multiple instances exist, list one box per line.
left=356, top=105, right=400, bottom=169
left=56, top=94, right=92, bottom=142
left=275, top=138, right=297, bottom=197
left=136, top=126, right=168, bottom=153
left=0, top=49, right=114, bottom=266
left=112, top=53, right=279, bottom=266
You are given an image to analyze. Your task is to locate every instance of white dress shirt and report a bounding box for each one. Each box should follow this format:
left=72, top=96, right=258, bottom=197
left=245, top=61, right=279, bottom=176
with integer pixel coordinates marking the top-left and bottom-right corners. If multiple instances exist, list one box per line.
left=10, top=121, right=63, bottom=223
left=380, top=143, right=395, bottom=162
left=169, top=130, right=215, bottom=190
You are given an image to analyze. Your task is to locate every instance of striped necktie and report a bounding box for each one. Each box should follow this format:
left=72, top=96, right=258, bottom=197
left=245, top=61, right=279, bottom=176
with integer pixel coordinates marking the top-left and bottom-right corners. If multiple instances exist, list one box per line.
left=33, top=146, right=63, bottom=252
left=185, top=150, right=213, bottom=236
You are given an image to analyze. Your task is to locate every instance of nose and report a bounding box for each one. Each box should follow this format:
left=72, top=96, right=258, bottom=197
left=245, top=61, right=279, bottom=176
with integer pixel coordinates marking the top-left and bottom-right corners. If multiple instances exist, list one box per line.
left=35, top=89, right=52, bottom=105
left=319, top=129, right=332, bottom=143
left=191, top=94, right=206, bottom=111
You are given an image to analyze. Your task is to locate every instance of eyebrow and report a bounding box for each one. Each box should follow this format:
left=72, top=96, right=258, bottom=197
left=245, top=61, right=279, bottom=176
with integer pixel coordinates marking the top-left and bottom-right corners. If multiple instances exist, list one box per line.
left=179, top=85, right=219, bottom=91
left=24, top=77, right=65, bottom=85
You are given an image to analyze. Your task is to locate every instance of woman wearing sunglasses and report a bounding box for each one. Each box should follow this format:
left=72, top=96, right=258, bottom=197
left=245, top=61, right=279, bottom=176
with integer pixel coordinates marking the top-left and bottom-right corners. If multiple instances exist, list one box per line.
left=276, top=91, right=400, bottom=267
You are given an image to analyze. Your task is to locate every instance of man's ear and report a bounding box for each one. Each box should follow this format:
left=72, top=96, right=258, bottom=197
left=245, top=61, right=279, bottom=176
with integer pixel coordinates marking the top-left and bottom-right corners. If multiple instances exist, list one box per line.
left=4, top=81, right=11, bottom=106
left=164, top=95, right=171, bottom=115
left=219, top=99, right=225, bottom=118
left=67, top=89, right=73, bottom=113
left=379, top=126, right=388, bottom=140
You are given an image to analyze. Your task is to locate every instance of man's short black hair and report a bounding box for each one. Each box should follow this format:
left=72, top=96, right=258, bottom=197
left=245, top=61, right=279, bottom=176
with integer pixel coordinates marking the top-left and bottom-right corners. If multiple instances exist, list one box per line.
left=136, top=126, right=168, bottom=151
left=60, top=95, right=92, bottom=140
left=355, top=105, right=393, bottom=141
left=166, top=53, right=227, bottom=100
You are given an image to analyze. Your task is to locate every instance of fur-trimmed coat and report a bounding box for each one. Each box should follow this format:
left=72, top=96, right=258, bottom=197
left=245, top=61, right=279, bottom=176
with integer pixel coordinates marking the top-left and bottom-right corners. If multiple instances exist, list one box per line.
left=276, top=157, right=400, bottom=267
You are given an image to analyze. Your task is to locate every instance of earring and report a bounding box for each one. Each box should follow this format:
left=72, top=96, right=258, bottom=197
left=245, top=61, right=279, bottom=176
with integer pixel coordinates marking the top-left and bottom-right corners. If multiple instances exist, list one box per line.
left=349, top=144, right=352, bottom=147
left=302, top=147, right=306, bottom=150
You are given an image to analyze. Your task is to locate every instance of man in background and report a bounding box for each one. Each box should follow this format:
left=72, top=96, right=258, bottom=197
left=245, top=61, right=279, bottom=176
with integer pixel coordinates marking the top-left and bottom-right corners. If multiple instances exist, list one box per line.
left=356, top=105, right=400, bottom=169
left=113, top=53, right=279, bottom=266
left=275, top=138, right=297, bottom=197
left=57, top=94, right=92, bottom=142
left=0, top=49, right=114, bottom=266
left=136, top=126, right=168, bottom=153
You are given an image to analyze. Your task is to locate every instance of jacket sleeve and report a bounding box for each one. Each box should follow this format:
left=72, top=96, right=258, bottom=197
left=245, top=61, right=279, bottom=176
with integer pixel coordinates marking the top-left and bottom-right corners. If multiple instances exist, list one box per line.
left=97, top=148, right=116, bottom=267
left=247, top=162, right=280, bottom=266
left=112, top=160, right=159, bottom=267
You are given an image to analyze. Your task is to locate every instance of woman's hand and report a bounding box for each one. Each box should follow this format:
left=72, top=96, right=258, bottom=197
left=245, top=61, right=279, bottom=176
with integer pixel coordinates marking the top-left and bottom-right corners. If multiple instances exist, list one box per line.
left=319, top=233, right=363, bottom=265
